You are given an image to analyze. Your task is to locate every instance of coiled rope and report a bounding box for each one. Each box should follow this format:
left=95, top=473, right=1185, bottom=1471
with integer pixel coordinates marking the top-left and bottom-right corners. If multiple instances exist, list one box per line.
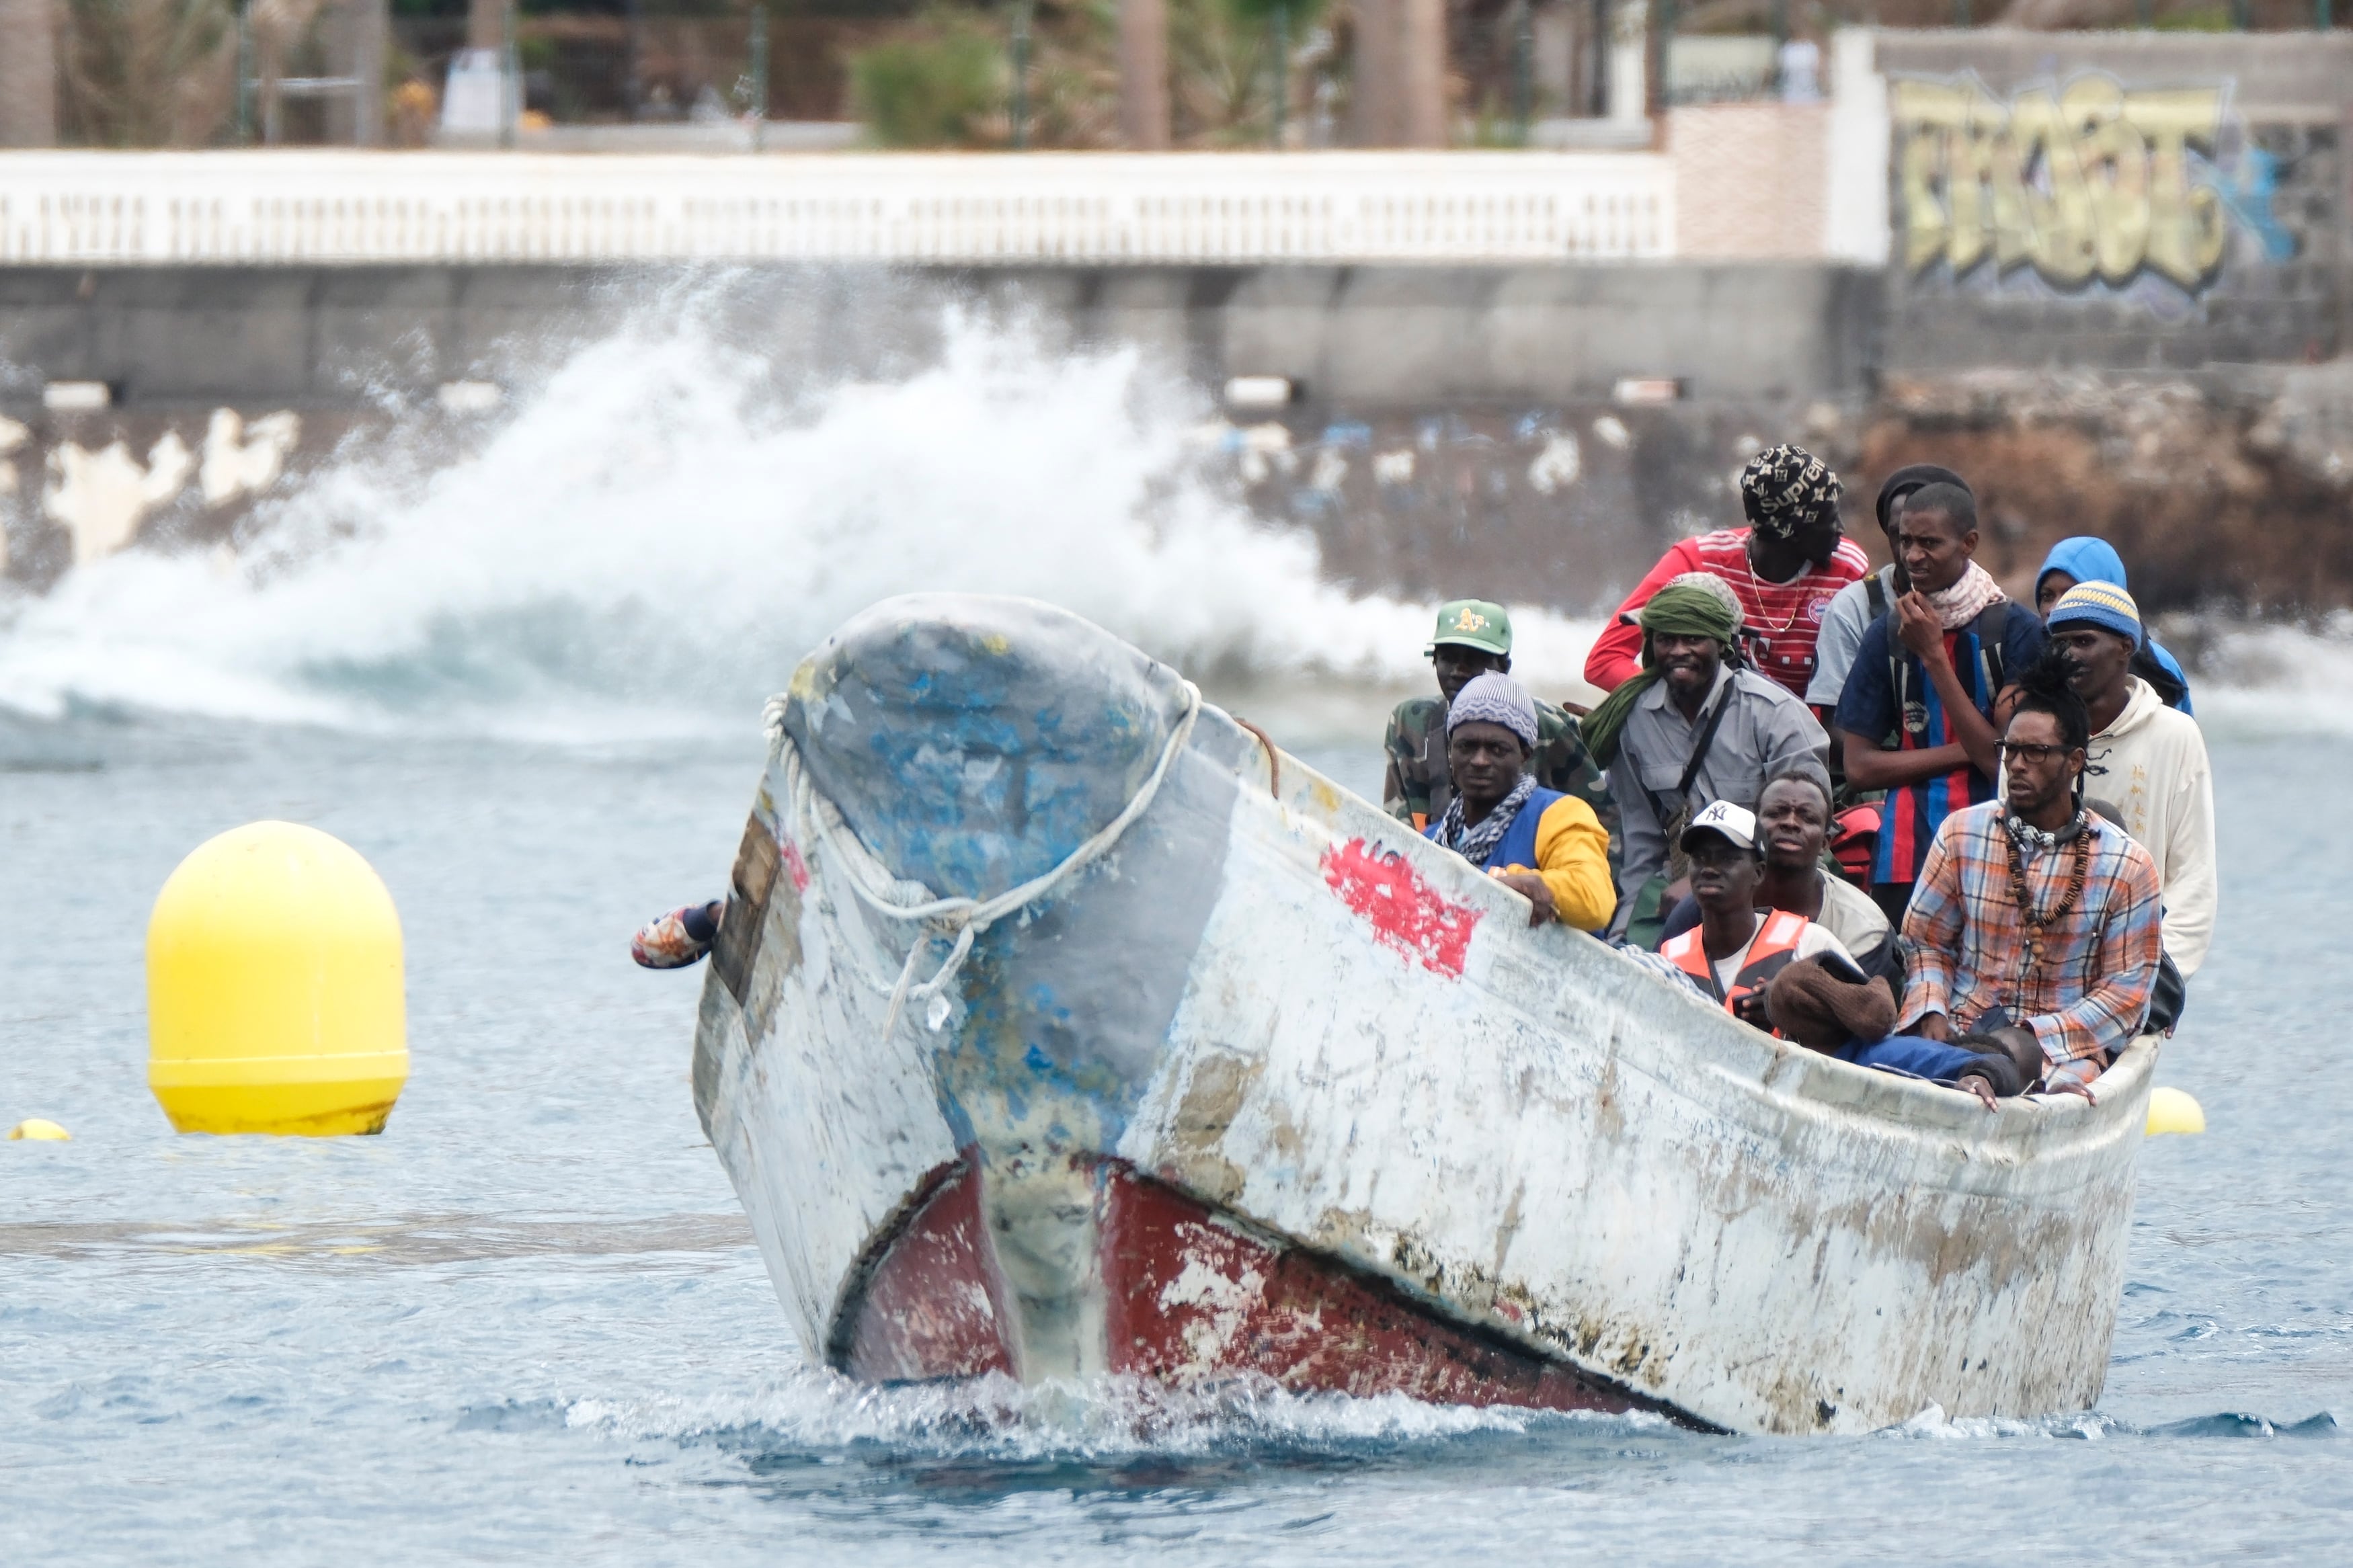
left=762, top=681, right=1203, bottom=1038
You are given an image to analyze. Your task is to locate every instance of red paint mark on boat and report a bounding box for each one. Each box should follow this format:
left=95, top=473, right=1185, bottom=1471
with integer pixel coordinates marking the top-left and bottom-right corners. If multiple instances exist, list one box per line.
left=833, top=1150, right=1016, bottom=1383
left=1099, top=1163, right=1646, bottom=1414
left=1320, top=838, right=1481, bottom=978
left=780, top=837, right=811, bottom=894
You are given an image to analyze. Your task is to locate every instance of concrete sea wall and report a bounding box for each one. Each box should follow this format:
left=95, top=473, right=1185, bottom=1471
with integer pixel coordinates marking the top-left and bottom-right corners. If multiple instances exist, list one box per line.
left=3, top=28, right=2351, bottom=616
left=3, top=258, right=2351, bottom=618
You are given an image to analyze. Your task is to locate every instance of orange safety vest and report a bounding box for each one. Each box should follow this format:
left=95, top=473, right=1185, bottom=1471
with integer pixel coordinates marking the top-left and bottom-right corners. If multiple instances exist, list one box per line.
left=1661, top=909, right=1811, bottom=1014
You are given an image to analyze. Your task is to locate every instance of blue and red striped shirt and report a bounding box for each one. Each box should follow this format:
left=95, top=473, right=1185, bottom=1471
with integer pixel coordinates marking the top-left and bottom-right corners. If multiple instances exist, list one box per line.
left=1831, top=604, right=2047, bottom=887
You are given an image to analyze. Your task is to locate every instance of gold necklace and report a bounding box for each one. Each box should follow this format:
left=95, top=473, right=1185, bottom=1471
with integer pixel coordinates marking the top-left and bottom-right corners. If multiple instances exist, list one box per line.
left=1740, top=546, right=1816, bottom=635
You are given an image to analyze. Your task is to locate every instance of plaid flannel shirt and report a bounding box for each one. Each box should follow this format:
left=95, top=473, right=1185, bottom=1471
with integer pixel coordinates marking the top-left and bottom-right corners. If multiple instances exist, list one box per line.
left=1899, top=802, right=2164, bottom=1066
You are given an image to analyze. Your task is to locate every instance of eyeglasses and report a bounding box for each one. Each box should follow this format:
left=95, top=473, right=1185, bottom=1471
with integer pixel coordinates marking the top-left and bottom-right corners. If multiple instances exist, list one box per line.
left=2000, top=742, right=2071, bottom=765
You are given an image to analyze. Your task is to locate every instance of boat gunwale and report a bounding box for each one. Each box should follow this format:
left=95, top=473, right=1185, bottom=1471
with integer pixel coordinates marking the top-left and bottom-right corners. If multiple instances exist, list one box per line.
left=1212, top=706, right=2159, bottom=1178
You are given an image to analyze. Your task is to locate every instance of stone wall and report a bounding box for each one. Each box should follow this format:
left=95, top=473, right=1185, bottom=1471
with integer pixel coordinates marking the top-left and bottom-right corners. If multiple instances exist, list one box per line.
left=0, top=261, right=1882, bottom=413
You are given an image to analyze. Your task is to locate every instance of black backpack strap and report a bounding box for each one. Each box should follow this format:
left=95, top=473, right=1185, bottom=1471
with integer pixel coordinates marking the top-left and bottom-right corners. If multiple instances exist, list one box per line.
left=1887, top=607, right=1915, bottom=739
left=1650, top=681, right=1737, bottom=828
left=1972, top=603, right=2015, bottom=699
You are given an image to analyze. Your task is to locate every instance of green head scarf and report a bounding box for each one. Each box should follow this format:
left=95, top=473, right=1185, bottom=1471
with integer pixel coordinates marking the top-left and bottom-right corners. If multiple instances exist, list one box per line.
left=1581, top=583, right=1743, bottom=768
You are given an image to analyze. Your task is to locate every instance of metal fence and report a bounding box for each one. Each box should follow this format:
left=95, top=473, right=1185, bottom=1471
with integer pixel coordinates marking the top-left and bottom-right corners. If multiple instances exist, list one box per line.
left=0, top=149, right=1675, bottom=265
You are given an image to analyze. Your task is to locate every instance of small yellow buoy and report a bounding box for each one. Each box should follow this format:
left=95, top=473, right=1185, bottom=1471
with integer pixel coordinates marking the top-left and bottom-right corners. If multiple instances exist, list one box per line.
left=147, top=821, right=407, bottom=1136
left=2146, top=1085, right=2206, bottom=1137
left=9, top=1118, right=71, bottom=1141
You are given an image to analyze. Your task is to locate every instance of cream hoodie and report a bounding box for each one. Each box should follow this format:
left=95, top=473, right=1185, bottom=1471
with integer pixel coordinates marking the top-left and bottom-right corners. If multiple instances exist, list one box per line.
left=2083, top=677, right=2217, bottom=975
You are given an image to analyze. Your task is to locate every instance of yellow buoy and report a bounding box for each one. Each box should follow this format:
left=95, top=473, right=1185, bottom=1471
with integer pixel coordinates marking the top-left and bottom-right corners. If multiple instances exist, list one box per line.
left=9, top=1118, right=71, bottom=1141
left=147, top=821, right=407, bottom=1136
left=2145, top=1085, right=2206, bottom=1137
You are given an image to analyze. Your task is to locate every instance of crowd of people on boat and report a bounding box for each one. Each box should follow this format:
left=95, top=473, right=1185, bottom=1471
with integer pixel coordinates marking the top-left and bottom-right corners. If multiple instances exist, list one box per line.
left=628, top=440, right=2213, bottom=1110
left=1387, top=442, right=2215, bottom=1106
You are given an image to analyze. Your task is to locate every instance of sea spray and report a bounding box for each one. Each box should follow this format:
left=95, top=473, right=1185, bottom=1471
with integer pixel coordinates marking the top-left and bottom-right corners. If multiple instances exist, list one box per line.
left=0, top=308, right=1598, bottom=740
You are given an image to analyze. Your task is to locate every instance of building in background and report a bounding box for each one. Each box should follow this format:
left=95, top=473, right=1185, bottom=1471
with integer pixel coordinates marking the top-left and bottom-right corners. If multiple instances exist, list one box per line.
left=28, top=0, right=2345, bottom=153
left=0, top=0, right=60, bottom=147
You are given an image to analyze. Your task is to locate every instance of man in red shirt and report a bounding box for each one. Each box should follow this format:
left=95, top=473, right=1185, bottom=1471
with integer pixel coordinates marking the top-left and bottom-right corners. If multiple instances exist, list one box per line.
left=1583, top=443, right=1869, bottom=700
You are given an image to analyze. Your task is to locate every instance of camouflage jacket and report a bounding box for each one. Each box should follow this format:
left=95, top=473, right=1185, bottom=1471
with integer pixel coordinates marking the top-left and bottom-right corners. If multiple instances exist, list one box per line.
left=1382, top=696, right=1620, bottom=864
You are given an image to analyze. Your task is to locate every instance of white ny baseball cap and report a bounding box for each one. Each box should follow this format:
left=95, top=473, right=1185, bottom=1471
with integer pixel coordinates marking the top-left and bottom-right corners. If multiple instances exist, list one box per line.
left=1679, top=800, right=1759, bottom=854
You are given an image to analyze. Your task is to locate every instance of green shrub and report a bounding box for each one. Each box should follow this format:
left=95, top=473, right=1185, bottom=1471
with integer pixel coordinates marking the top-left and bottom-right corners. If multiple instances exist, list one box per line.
left=2153, top=4, right=2235, bottom=28
left=849, top=16, right=1006, bottom=147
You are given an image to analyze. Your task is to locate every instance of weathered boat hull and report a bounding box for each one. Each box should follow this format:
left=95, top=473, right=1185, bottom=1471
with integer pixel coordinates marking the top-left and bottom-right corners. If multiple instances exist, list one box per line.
left=827, top=1146, right=1669, bottom=1415
left=692, top=594, right=2153, bottom=1436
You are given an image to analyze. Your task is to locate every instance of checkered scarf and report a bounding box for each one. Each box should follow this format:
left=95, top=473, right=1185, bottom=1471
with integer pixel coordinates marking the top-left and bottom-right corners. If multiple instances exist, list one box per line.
left=1739, top=443, right=1842, bottom=541
left=1436, top=773, right=1537, bottom=868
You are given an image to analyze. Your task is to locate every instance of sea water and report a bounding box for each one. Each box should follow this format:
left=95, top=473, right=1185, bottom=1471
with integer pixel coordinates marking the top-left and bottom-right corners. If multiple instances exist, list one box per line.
left=3, top=315, right=2348, bottom=1563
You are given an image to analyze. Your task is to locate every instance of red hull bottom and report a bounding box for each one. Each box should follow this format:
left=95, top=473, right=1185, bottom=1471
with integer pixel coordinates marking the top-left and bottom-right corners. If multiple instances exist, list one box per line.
left=830, top=1151, right=1664, bottom=1417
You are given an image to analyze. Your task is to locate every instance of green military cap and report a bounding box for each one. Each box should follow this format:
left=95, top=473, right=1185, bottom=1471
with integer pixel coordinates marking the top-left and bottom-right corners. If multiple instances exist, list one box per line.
left=1425, top=599, right=1513, bottom=657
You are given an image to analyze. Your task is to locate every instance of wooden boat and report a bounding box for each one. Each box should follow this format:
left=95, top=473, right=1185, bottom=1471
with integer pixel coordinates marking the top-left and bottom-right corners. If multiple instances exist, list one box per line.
left=690, top=593, right=2154, bottom=1436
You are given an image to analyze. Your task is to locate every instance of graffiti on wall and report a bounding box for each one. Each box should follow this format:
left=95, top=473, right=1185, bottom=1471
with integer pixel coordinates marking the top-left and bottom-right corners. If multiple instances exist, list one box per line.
left=1892, top=73, right=2235, bottom=291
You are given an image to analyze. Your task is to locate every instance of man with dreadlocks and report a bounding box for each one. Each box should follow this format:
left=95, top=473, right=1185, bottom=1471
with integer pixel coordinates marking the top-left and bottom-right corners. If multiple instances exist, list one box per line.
left=1583, top=579, right=1830, bottom=943
left=1584, top=443, right=1870, bottom=700
left=1423, top=672, right=1616, bottom=933
left=1898, top=648, right=2165, bottom=1094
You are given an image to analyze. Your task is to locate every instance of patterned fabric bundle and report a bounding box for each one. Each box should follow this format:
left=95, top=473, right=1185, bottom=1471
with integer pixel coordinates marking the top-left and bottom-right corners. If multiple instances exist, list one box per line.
left=1663, top=570, right=1743, bottom=627
left=1738, top=443, right=1842, bottom=540
left=1766, top=954, right=1897, bottom=1050
left=1435, top=772, right=1538, bottom=867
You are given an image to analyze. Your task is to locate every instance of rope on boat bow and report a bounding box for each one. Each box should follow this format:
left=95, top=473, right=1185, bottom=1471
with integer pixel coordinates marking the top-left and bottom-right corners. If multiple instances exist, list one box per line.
left=761, top=680, right=1203, bottom=1038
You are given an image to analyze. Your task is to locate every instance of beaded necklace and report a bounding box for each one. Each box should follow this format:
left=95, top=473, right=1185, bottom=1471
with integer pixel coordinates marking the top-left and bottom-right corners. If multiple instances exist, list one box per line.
left=2003, top=812, right=2092, bottom=973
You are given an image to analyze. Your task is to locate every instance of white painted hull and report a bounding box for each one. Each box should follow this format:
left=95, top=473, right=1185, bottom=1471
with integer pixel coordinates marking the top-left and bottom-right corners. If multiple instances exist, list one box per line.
left=692, top=594, right=2152, bottom=1436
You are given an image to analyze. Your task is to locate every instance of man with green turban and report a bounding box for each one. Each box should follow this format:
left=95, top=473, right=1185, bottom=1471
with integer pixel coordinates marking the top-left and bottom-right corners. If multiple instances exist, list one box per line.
left=1587, top=576, right=1831, bottom=943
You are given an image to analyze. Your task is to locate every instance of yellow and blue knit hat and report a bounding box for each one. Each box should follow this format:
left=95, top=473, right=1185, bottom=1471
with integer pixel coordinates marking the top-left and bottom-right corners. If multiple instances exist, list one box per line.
left=2047, top=581, right=2143, bottom=647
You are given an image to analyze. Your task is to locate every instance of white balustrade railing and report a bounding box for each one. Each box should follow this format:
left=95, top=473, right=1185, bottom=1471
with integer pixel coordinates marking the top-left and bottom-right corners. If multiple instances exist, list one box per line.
left=0, top=150, right=1674, bottom=267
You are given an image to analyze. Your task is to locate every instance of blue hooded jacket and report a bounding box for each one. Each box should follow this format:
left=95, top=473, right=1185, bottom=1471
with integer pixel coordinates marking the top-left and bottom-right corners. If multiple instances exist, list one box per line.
left=2034, top=537, right=2194, bottom=715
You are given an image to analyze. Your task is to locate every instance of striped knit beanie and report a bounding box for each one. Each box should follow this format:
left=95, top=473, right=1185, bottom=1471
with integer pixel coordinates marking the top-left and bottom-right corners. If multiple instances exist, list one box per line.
left=1447, top=671, right=1540, bottom=749
left=2047, top=581, right=2143, bottom=648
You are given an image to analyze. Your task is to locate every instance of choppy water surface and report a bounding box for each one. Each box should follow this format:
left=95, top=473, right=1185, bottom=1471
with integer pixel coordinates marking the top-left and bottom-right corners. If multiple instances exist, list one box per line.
left=5, top=309, right=2350, bottom=1559
left=3, top=712, right=2347, bottom=1565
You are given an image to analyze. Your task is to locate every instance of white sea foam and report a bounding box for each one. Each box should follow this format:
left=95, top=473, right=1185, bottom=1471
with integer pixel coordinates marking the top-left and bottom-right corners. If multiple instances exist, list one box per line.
left=2182, top=616, right=2353, bottom=739
left=1, top=302, right=2340, bottom=744
left=0, top=311, right=1598, bottom=743
left=560, top=1368, right=1662, bottom=1460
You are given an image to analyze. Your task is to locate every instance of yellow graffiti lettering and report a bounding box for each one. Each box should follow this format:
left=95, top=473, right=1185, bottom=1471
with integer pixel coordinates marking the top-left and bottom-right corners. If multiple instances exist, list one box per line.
left=1891, top=73, right=2227, bottom=290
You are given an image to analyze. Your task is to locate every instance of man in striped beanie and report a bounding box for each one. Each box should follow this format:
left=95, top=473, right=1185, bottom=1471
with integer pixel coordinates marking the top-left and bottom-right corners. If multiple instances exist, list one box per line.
left=2046, top=581, right=2217, bottom=979
left=1423, top=671, right=1616, bottom=933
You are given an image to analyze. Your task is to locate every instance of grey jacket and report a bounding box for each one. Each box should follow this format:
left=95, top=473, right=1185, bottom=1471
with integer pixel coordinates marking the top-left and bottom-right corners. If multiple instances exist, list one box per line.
left=1605, top=664, right=1831, bottom=934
